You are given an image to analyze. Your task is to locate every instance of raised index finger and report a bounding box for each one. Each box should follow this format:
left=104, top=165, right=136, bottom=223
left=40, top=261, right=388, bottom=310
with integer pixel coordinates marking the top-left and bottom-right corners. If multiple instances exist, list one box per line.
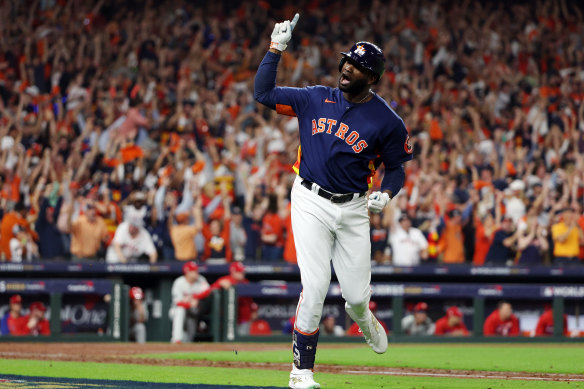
left=290, top=13, right=300, bottom=31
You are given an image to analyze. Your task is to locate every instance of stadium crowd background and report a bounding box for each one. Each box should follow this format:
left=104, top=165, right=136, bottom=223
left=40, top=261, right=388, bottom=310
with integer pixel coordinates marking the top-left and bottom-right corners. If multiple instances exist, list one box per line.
left=1, top=0, right=584, bottom=267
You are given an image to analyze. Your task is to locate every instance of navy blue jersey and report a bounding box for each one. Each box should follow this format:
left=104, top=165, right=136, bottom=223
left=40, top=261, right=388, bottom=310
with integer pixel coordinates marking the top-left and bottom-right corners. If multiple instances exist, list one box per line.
left=255, top=51, right=412, bottom=194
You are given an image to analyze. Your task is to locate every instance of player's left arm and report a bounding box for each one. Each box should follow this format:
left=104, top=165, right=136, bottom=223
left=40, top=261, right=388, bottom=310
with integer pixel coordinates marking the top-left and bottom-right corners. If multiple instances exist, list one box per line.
left=368, top=119, right=413, bottom=213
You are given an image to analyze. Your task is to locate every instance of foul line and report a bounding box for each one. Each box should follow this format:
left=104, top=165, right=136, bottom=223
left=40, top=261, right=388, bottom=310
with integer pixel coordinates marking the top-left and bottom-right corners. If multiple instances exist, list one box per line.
left=346, top=370, right=584, bottom=382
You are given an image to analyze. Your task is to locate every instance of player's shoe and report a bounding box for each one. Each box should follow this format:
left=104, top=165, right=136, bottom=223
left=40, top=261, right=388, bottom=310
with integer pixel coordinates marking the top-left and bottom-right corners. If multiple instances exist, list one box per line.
left=363, top=312, right=388, bottom=354
left=346, top=305, right=388, bottom=354
left=289, top=365, right=320, bottom=389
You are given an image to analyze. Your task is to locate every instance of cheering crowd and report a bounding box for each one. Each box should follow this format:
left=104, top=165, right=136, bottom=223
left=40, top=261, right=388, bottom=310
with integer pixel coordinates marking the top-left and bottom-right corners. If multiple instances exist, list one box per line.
left=0, top=0, right=583, bottom=266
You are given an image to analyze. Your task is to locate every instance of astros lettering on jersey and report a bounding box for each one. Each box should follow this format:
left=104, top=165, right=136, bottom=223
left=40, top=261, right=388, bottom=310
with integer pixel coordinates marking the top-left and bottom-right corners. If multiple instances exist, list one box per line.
left=258, top=53, right=412, bottom=195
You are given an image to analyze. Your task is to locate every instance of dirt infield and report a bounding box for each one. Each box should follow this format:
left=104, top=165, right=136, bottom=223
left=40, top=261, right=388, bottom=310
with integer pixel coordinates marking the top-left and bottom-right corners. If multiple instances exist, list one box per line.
left=1, top=343, right=583, bottom=383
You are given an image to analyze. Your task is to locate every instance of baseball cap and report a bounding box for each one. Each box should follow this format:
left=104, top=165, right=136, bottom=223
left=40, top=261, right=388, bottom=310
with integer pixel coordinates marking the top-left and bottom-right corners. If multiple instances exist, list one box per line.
left=29, top=301, right=46, bottom=312
left=398, top=214, right=411, bottom=222
left=10, top=295, right=22, bottom=304
left=414, top=302, right=428, bottom=312
left=447, top=306, right=462, bottom=318
left=133, top=192, right=146, bottom=201
left=183, top=261, right=199, bottom=274
left=509, top=180, right=525, bottom=192
left=130, top=286, right=144, bottom=300
left=230, top=262, right=245, bottom=273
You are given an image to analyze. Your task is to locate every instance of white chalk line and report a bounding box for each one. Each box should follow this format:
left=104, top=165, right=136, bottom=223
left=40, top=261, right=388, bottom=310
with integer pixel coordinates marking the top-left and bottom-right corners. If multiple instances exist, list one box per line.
left=346, top=370, right=584, bottom=382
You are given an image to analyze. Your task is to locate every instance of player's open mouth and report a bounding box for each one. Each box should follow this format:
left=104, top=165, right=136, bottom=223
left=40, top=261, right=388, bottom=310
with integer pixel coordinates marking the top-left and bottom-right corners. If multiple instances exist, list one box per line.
left=340, top=73, right=351, bottom=86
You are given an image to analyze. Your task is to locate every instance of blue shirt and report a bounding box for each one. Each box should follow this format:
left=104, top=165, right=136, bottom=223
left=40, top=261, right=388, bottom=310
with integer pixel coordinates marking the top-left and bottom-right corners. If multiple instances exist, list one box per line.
left=255, top=51, right=412, bottom=194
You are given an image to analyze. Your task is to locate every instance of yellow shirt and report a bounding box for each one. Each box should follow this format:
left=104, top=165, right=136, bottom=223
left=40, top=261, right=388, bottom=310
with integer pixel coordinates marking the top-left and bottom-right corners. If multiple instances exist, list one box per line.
left=551, top=222, right=580, bottom=257
left=170, top=225, right=198, bottom=261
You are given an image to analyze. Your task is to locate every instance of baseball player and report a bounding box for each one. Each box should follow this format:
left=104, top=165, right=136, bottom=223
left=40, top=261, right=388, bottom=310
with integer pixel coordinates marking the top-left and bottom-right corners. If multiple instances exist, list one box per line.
left=169, top=261, right=210, bottom=343
left=254, top=13, right=412, bottom=389
left=130, top=287, right=148, bottom=343
left=401, top=302, right=435, bottom=336
left=21, top=301, right=50, bottom=336
left=0, top=295, right=25, bottom=335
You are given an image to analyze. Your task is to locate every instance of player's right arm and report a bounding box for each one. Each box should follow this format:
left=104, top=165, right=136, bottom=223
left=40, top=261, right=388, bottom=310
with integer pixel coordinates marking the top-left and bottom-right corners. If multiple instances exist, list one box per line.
left=254, top=13, right=310, bottom=116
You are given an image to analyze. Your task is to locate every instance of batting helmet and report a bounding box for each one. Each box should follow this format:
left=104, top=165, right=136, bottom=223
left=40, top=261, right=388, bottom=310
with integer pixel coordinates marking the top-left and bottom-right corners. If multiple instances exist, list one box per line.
left=130, top=286, right=144, bottom=300
left=339, top=41, right=385, bottom=83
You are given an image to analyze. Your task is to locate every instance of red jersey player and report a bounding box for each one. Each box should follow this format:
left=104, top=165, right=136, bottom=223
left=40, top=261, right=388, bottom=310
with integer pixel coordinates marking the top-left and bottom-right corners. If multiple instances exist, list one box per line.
left=21, top=301, right=51, bottom=336
left=483, top=301, right=519, bottom=336
left=434, top=306, right=469, bottom=336
left=0, top=295, right=27, bottom=335
left=535, top=307, right=569, bottom=336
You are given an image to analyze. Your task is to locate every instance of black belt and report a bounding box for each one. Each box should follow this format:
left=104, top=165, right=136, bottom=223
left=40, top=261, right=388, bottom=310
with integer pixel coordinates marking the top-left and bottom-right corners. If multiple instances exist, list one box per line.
left=300, top=179, right=365, bottom=204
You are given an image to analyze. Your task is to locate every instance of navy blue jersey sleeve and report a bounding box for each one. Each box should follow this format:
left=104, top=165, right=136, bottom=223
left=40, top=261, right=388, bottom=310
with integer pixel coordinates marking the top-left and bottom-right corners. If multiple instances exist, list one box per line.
left=254, top=51, right=311, bottom=116
left=379, top=118, right=413, bottom=192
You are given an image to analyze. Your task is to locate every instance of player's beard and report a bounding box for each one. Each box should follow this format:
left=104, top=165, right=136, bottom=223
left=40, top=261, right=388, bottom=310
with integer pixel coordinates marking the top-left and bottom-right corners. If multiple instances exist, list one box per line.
left=338, top=75, right=369, bottom=95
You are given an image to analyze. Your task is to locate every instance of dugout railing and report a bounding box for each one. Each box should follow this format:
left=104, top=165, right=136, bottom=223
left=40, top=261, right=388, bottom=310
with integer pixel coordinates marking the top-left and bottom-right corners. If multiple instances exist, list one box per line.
left=2, top=262, right=584, bottom=342
left=0, top=279, right=129, bottom=342
left=226, top=282, right=584, bottom=343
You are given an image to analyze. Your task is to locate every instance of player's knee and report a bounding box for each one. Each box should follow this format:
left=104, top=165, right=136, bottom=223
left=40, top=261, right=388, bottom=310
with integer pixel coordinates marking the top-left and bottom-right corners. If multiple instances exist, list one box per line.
left=345, top=296, right=369, bottom=311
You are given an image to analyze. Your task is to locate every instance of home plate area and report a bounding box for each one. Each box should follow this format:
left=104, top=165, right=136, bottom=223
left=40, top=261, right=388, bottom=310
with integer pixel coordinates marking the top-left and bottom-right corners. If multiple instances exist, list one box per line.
left=0, top=375, right=282, bottom=389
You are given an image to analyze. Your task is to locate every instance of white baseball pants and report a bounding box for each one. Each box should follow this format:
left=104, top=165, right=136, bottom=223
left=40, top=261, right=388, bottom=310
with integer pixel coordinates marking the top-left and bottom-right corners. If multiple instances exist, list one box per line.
left=291, top=176, right=372, bottom=333
left=170, top=306, right=199, bottom=343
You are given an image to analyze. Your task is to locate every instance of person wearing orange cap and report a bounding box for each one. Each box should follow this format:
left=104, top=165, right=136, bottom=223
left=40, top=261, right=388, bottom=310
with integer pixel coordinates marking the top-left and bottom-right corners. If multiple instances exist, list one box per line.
left=483, top=301, right=520, bottom=336
left=20, top=301, right=50, bottom=336
left=0, top=295, right=26, bottom=335
left=347, top=301, right=388, bottom=336
left=169, top=261, right=210, bottom=343
left=129, top=287, right=148, bottom=343
left=401, top=302, right=435, bottom=336
left=434, top=306, right=469, bottom=336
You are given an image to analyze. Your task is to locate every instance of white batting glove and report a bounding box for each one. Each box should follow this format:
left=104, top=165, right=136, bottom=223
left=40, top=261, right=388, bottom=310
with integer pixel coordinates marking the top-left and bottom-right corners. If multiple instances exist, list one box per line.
left=367, top=191, right=390, bottom=213
left=270, top=13, right=299, bottom=52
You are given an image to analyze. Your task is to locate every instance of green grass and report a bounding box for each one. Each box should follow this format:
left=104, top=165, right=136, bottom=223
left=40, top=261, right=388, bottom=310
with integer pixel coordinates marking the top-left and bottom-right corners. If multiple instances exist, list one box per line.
left=142, top=343, right=584, bottom=374
left=0, top=359, right=580, bottom=389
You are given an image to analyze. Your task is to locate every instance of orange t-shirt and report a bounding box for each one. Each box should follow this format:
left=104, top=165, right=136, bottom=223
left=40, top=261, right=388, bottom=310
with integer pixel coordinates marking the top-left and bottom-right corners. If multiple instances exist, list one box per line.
left=283, top=212, right=296, bottom=264
left=0, top=212, right=32, bottom=261
left=1, top=175, right=21, bottom=202
left=473, top=220, right=493, bottom=265
left=261, top=213, right=284, bottom=247
left=439, top=222, right=465, bottom=263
